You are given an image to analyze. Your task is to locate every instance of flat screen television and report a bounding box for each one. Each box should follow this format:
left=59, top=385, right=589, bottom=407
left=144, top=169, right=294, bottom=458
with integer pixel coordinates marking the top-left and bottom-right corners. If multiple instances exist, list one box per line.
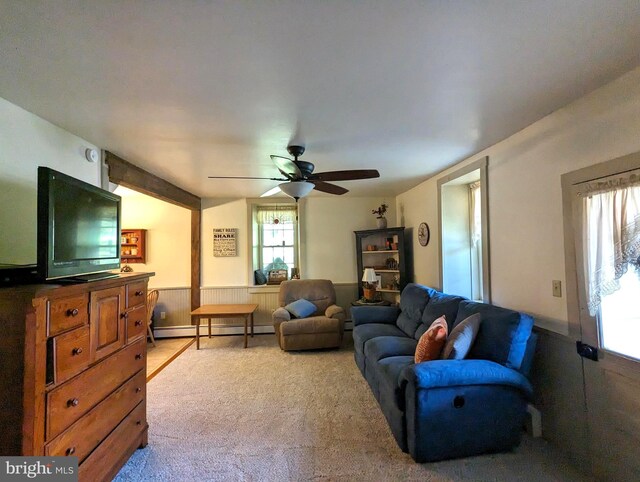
left=38, top=167, right=121, bottom=281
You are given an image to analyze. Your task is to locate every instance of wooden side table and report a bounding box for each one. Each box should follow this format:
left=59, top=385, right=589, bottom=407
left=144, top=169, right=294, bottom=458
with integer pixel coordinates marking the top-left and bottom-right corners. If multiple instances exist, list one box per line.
left=190, top=304, right=259, bottom=349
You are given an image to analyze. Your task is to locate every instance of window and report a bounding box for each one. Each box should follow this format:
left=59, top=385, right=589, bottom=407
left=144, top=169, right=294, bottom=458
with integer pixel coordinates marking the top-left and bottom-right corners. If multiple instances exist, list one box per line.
left=438, top=157, right=490, bottom=302
left=253, top=204, right=299, bottom=282
left=582, top=178, right=640, bottom=359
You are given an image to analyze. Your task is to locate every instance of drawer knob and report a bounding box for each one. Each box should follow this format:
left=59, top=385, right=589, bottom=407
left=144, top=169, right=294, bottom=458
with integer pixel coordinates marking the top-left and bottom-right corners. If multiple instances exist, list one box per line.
left=66, top=447, right=76, bottom=456
left=136, top=420, right=142, bottom=426
left=135, top=320, right=143, bottom=326
left=136, top=387, right=142, bottom=393
left=66, top=308, right=79, bottom=317
left=67, top=398, right=79, bottom=407
left=135, top=290, right=144, bottom=296
left=135, top=353, right=143, bottom=360
left=72, top=347, right=83, bottom=356
left=121, top=312, right=128, bottom=319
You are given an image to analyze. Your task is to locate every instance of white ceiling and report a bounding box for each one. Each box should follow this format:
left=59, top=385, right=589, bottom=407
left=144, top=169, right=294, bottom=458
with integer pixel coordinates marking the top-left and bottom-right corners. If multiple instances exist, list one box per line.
left=1, top=1, right=639, bottom=199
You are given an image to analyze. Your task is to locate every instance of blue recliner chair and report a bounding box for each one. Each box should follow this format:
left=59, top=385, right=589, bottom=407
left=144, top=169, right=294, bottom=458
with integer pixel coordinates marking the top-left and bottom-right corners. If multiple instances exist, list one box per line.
left=351, top=284, right=536, bottom=462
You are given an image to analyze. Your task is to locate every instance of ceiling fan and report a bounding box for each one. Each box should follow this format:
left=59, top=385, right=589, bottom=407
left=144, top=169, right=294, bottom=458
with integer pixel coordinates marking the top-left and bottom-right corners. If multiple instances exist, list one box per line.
left=208, top=145, right=380, bottom=200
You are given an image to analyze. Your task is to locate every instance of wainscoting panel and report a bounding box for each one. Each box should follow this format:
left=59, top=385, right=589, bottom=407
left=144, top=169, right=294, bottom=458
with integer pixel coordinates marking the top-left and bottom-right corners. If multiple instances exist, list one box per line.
left=530, top=327, right=589, bottom=470
left=153, top=287, right=191, bottom=328
left=153, top=283, right=359, bottom=331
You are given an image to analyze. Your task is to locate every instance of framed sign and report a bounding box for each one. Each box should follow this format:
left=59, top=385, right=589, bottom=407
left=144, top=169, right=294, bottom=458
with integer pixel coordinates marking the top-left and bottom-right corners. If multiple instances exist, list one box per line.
left=213, top=228, right=238, bottom=257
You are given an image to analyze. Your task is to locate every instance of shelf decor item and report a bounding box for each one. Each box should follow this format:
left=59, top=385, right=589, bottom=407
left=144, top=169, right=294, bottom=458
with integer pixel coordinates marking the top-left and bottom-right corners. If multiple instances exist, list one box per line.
left=372, top=203, right=388, bottom=229
left=362, top=268, right=379, bottom=301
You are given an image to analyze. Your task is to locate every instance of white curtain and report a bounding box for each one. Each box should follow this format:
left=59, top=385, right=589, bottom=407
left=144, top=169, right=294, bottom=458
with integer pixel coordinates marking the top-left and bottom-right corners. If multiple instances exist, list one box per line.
left=255, top=205, right=297, bottom=225
left=583, top=178, right=640, bottom=316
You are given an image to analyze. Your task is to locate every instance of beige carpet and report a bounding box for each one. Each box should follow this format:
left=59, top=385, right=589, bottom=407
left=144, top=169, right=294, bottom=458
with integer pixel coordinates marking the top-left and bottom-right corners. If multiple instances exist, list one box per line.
left=115, top=333, right=588, bottom=481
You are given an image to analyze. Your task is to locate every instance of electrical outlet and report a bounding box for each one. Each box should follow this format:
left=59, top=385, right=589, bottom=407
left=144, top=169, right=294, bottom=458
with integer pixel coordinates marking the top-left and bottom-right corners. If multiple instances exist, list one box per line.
left=552, top=280, right=562, bottom=298
left=160, top=311, right=166, bottom=319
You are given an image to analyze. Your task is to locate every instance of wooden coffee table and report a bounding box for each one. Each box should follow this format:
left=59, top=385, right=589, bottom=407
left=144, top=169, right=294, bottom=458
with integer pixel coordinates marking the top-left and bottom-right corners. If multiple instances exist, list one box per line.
left=190, top=304, right=259, bottom=349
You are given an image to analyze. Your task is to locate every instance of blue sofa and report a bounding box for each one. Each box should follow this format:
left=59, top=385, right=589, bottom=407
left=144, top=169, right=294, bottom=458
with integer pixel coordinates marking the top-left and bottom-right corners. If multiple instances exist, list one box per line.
left=351, top=283, right=536, bottom=463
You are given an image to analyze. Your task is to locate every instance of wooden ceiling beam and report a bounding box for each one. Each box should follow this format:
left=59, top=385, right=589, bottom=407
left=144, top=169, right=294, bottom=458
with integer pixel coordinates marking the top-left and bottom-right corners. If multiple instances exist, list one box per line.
left=105, top=151, right=201, bottom=211
left=105, top=150, right=201, bottom=310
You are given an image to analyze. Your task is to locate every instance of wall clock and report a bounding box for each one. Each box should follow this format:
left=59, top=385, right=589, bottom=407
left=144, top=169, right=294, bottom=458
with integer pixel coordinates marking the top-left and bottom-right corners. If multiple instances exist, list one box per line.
left=418, top=222, right=430, bottom=246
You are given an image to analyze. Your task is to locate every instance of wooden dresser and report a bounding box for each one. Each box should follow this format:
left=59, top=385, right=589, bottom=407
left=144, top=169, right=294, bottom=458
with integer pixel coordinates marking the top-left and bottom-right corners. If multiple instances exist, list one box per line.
left=0, top=272, right=153, bottom=482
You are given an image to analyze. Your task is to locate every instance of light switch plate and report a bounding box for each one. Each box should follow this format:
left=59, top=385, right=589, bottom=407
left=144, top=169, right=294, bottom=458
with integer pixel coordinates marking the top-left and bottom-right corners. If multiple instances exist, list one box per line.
left=552, top=280, right=562, bottom=297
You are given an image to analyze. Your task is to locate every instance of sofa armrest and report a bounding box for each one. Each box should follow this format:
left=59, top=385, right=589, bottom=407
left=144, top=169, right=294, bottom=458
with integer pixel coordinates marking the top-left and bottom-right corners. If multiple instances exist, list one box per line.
left=272, top=307, right=291, bottom=323
left=400, top=359, right=533, bottom=399
left=351, top=305, right=400, bottom=326
left=325, top=304, right=346, bottom=321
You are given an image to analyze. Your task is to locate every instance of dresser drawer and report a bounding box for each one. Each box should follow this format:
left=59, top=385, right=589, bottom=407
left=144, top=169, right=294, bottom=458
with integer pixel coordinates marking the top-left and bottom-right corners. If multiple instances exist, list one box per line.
left=46, top=338, right=146, bottom=440
left=52, top=325, right=91, bottom=384
left=126, top=305, right=147, bottom=343
left=126, top=282, right=147, bottom=309
left=78, top=400, right=146, bottom=482
left=45, top=370, right=145, bottom=462
left=48, top=294, right=89, bottom=336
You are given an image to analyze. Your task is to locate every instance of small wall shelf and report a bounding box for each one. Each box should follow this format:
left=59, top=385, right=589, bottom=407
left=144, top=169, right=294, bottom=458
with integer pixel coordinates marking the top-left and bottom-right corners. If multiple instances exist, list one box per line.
left=121, top=229, right=147, bottom=264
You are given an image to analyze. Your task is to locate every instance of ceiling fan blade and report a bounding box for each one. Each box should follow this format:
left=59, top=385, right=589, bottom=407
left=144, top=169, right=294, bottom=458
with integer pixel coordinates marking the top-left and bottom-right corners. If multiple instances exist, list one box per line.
left=308, top=169, right=380, bottom=182
left=208, top=175, right=287, bottom=181
left=309, top=180, right=348, bottom=195
left=260, top=186, right=282, bottom=197
left=270, top=155, right=302, bottom=179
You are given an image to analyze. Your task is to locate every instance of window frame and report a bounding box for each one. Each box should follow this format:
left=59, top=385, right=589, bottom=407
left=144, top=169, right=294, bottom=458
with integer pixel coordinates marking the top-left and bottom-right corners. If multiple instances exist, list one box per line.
left=562, top=150, right=640, bottom=341
left=437, top=156, right=491, bottom=302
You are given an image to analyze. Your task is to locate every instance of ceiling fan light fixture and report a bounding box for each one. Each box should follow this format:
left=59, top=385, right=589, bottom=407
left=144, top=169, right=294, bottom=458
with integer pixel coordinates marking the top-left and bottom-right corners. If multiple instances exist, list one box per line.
left=279, top=181, right=314, bottom=200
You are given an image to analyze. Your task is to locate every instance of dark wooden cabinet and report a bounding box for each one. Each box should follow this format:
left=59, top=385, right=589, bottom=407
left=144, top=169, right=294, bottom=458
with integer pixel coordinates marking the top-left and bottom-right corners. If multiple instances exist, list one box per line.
left=355, top=227, right=410, bottom=302
left=0, top=272, right=153, bottom=481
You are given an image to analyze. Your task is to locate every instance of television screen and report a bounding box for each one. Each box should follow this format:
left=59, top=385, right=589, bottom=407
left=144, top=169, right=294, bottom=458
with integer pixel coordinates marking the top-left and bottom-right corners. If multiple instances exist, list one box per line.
left=38, top=167, right=121, bottom=280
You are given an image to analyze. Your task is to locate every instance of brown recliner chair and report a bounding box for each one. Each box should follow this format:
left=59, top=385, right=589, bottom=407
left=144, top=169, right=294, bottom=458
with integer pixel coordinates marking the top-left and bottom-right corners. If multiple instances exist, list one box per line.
left=272, top=279, right=346, bottom=351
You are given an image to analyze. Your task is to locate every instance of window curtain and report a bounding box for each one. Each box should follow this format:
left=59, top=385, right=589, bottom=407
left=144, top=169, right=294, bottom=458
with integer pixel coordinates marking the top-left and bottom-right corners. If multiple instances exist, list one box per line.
left=255, top=205, right=297, bottom=225
left=583, top=176, right=640, bottom=316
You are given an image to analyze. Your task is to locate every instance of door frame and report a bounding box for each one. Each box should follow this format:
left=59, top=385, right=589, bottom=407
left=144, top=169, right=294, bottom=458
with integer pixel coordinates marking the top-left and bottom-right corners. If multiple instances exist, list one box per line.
left=561, top=150, right=640, bottom=480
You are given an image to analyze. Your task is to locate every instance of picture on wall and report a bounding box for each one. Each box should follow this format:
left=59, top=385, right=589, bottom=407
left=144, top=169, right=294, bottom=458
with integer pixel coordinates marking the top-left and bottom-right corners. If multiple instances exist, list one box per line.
left=213, top=228, right=238, bottom=257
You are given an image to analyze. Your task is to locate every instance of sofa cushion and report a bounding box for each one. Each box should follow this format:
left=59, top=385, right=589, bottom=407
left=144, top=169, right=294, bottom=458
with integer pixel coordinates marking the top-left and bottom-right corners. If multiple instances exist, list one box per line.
left=415, top=316, right=448, bottom=363
left=442, top=313, right=482, bottom=360
left=364, top=336, right=418, bottom=364
left=284, top=298, right=317, bottom=318
left=353, top=323, right=407, bottom=355
left=456, top=300, right=534, bottom=371
left=396, top=284, right=435, bottom=337
left=415, top=291, right=466, bottom=339
left=280, top=316, right=341, bottom=336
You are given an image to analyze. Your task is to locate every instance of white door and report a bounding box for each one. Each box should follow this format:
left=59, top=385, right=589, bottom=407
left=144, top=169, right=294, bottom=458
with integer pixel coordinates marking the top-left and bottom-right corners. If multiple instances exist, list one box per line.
left=565, top=155, right=640, bottom=481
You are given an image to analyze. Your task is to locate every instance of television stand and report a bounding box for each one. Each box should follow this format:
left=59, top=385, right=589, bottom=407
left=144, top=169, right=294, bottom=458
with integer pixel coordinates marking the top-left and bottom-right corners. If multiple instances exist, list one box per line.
left=66, top=272, right=121, bottom=283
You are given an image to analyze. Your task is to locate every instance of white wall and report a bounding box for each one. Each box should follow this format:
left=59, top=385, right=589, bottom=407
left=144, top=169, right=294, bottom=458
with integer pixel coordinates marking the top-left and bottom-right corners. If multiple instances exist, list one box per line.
left=199, top=195, right=396, bottom=287
left=0, top=97, right=100, bottom=265
left=117, top=188, right=191, bottom=289
left=303, top=196, right=395, bottom=283
left=201, top=198, right=248, bottom=287
left=397, top=66, right=640, bottom=334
